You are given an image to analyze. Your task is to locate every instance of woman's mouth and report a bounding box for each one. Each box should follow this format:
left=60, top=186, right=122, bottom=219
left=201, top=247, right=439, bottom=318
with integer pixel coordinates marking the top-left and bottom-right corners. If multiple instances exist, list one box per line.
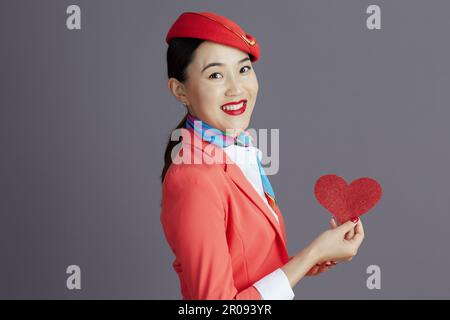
left=220, top=100, right=247, bottom=116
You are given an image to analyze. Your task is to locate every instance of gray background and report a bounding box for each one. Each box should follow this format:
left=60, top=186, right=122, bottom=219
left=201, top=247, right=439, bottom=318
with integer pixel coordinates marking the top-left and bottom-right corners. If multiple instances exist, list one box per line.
left=1, top=0, right=449, bottom=299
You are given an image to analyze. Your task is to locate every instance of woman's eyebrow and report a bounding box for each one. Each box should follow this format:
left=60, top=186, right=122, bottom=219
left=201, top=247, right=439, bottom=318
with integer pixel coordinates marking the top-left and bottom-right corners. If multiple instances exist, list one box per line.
left=201, top=57, right=250, bottom=73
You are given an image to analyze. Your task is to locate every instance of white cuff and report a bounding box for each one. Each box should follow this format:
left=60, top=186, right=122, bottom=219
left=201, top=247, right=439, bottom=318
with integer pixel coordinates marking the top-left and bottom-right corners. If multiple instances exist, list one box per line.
left=253, top=268, right=295, bottom=300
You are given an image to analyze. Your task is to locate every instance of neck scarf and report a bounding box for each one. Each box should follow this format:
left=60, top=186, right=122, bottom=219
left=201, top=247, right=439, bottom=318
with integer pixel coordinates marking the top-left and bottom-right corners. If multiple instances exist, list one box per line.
left=184, top=113, right=276, bottom=210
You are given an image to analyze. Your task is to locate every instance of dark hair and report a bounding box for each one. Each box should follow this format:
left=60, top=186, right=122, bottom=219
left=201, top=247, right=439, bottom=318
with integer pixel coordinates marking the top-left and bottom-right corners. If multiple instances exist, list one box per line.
left=161, top=37, right=205, bottom=184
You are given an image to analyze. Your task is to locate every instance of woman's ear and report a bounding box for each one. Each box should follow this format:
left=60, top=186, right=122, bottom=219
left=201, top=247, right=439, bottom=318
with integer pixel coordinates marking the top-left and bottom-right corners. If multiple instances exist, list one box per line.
left=167, top=78, right=188, bottom=105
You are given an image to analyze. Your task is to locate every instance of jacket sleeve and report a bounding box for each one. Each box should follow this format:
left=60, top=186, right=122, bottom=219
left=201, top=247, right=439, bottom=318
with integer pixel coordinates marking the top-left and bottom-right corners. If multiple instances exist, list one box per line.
left=160, top=166, right=261, bottom=300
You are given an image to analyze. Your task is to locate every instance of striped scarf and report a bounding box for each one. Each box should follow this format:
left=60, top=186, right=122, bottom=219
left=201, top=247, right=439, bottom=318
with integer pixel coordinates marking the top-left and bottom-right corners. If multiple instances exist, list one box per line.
left=184, top=113, right=276, bottom=210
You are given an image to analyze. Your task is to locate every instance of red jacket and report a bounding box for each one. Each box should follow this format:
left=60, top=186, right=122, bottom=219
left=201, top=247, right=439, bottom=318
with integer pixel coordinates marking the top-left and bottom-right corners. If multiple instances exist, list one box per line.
left=160, top=128, right=290, bottom=299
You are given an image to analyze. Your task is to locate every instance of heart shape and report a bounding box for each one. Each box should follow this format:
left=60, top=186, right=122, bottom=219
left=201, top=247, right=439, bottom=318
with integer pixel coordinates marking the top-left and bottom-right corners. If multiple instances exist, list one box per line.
left=314, top=174, right=383, bottom=224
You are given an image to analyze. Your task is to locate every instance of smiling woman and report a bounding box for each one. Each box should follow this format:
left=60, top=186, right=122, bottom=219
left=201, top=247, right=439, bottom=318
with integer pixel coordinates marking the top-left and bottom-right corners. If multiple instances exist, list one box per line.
left=159, top=11, right=365, bottom=301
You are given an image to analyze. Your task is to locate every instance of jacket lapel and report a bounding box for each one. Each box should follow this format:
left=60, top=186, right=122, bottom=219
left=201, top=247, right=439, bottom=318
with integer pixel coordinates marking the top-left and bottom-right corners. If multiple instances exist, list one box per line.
left=180, top=129, right=288, bottom=251
left=223, top=162, right=287, bottom=249
left=272, top=199, right=288, bottom=247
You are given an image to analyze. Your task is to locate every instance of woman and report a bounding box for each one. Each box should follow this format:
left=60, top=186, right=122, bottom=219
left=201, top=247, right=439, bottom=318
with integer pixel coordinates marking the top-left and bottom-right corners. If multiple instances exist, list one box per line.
left=160, top=11, right=365, bottom=300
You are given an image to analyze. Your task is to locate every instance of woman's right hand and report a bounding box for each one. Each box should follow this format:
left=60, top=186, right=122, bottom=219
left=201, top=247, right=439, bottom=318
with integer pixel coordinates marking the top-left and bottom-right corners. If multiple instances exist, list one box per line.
left=309, top=217, right=365, bottom=264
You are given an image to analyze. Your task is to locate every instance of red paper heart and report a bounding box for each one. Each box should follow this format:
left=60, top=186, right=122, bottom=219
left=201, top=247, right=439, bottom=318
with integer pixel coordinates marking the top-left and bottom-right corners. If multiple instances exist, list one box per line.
left=314, top=174, right=383, bottom=224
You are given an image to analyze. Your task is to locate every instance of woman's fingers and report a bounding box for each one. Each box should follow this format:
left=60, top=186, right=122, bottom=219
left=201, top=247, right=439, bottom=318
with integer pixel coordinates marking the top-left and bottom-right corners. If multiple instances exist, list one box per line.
left=345, top=220, right=365, bottom=261
left=318, top=265, right=329, bottom=273
left=350, top=219, right=365, bottom=245
left=357, top=219, right=365, bottom=236
left=331, top=217, right=353, bottom=244
left=309, top=262, right=331, bottom=276
left=314, top=261, right=337, bottom=274
left=312, top=263, right=327, bottom=275
left=337, top=219, right=359, bottom=237
left=345, top=228, right=355, bottom=240
left=309, top=265, right=321, bottom=275
left=325, top=218, right=364, bottom=264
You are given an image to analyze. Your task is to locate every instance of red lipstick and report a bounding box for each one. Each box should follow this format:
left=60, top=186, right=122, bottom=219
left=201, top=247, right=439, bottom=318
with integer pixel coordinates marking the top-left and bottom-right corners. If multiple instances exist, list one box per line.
left=220, top=99, right=247, bottom=116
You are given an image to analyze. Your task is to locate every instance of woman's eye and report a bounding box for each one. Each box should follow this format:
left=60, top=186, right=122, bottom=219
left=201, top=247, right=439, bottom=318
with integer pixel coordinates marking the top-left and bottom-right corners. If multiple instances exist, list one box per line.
left=209, top=72, right=222, bottom=79
left=208, top=66, right=251, bottom=79
left=241, top=66, right=252, bottom=73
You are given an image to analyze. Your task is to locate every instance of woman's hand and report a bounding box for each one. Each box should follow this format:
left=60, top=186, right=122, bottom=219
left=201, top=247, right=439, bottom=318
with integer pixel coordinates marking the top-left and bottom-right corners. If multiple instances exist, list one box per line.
left=309, top=217, right=365, bottom=263
left=281, top=217, right=365, bottom=287
left=304, top=218, right=347, bottom=276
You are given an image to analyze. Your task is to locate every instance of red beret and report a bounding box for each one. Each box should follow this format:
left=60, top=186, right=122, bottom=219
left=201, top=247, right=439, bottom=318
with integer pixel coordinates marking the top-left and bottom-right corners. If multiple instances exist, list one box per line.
left=165, top=11, right=260, bottom=62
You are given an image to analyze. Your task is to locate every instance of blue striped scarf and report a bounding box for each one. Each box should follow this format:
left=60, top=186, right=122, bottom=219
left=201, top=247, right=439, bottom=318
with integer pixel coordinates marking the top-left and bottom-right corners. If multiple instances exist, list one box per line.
left=185, top=113, right=276, bottom=209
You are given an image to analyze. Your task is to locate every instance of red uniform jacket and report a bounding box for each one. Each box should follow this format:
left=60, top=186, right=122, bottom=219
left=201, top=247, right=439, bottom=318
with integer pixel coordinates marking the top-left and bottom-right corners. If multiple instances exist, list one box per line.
left=160, top=128, right=290, bottom=299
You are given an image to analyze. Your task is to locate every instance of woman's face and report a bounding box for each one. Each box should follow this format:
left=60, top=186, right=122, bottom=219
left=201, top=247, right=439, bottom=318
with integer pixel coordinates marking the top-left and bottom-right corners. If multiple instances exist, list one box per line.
left=182, top=41, right=259, bottom=136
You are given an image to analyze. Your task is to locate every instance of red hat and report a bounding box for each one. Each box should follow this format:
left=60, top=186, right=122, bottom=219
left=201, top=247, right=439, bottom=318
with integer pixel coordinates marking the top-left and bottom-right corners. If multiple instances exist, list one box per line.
left=165, top=12, right=260, bottom=62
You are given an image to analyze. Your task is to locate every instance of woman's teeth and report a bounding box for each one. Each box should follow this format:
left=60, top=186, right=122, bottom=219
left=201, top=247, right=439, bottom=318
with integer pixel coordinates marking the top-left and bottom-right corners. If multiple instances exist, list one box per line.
left=221, top=102, right=245, bottom=111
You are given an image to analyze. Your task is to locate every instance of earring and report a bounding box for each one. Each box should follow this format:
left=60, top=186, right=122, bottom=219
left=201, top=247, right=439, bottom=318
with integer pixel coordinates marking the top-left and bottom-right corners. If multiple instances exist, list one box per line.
left=182, top=102, right=187, bottom=107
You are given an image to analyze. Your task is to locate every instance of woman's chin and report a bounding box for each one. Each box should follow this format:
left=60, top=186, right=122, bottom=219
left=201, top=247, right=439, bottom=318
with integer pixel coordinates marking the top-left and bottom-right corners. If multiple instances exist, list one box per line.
left=223, top=120, right=249, bottom=134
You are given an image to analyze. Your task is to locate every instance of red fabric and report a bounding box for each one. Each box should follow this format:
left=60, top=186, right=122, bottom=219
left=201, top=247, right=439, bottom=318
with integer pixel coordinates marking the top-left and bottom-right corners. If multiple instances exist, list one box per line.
left=166, top=11, right=260, bottom=62
left=314, top=174, right=383, bottom=224
left=160, top=129, right=289, bottom=300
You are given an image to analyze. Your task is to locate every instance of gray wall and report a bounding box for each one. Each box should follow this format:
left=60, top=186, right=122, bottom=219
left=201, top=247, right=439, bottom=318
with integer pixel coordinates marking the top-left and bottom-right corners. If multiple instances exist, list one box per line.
left=1, top=0, right=449, bottom=299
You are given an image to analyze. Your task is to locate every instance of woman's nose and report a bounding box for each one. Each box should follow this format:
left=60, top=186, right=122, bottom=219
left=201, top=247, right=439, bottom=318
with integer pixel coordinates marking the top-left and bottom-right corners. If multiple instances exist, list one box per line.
left=225, top=78, right=243, bottom=96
